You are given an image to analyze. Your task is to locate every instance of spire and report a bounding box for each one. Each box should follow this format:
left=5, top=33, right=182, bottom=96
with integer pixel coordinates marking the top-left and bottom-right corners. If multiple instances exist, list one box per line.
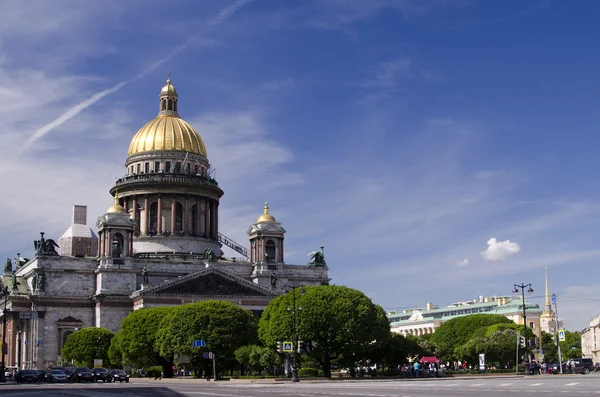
left=159, top=72, right=179, bottom=116
left=544, top=267, right=552, bottom=313
left=256, top=200, right=276, bottom=223
left=264, top=201, right=269, bottom=214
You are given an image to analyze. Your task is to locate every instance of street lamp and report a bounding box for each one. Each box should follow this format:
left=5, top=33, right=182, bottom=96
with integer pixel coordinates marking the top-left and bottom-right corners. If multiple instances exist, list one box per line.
left=286, top=284, right=305, bottom=383
left=513, top=283, right=533, bottom=374
left=0, top=285, right=10, bottom=383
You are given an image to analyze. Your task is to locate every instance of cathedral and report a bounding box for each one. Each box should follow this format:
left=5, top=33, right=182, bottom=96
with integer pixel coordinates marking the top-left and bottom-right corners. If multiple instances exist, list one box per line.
left=0, top=78, right=329, bottom=370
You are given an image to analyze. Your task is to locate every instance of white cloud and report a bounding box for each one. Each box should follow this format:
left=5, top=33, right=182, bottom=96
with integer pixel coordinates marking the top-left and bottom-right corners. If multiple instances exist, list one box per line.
left=481, top=238, right=521, bottom=261
left=456, top=258, right=469, bottom=267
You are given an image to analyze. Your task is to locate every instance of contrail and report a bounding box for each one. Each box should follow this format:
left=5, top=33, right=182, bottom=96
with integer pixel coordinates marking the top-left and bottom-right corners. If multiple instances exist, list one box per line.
left=20, top=0, right=255, bottom=153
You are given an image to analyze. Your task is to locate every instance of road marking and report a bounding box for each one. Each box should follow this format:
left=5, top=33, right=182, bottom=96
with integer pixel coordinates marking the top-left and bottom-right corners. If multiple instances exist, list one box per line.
left=498, top=383, right=514, bottom=386
left=470, top=383, right=485, bottom=387
left=530, top=383, right=544, bottom=386
left=565, top=382, right=580, bottom=386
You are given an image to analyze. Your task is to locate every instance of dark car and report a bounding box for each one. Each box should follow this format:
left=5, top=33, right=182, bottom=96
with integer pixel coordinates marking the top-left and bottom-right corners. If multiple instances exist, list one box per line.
left=46, top=369, right=68, bottom=383
left=571, top=358, right=594, bottom=374
left=108, top=369, right=130, bottom=382
left=91, top=368, right=110, bottom=382
left=15, top=369, right=39, bottom=383
left=69, top=367, right=94, bottom=382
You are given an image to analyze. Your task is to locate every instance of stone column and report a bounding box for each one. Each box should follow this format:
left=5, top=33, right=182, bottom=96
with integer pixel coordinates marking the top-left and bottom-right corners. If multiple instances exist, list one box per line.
left=204, top=199, right=211, bottom=238
left=280, top=239, right=284, bottom=262
left=98, top=231, right=103, bottom=256
left=132, top=196, right=137, bottom=231
left=215, top=202, right=219, bottom=237
left=196, top=197, right=201, bottom=236
left=170, top=198, right=176, bottom=232
left=210, top=202, right=216, bottom=239
left=184, top=196, right=189, bottom=234
left=157, top=195, right=163, bottom=234
left=144, top=196, right=149, bottom=235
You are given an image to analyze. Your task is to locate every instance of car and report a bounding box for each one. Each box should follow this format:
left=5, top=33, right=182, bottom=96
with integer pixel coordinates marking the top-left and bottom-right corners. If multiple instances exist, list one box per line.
left=570, top=358, right=594, bottom=374
left=69, top=367, right=94, bottom=382
left=91, top=368, right=110, bottom=382
left=15, top=369, right=39, bottom=383
left=46, top=369, right=68, bottom=383
left=108, top=369, right=130, bottom=382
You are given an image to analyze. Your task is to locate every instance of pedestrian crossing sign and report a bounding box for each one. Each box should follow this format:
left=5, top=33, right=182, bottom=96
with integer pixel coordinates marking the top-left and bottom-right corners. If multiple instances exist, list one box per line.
left=558, top=329, right=565, bottom=341
left=283, top=342, right=293, bottom=353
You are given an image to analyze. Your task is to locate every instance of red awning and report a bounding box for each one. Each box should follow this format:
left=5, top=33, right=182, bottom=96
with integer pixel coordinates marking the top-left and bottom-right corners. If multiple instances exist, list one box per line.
left=419, top=356, right=441, bottom=364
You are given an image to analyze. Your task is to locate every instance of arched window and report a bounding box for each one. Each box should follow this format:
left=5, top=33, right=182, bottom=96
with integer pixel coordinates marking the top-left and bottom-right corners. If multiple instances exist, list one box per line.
left=265, top=240, right=276, bottom=263
left=175, top=202, right=184, bottom=232
left=62, top=330, right=73, bottom=352
left=174, top=99, right=178, bottom=112
left=167, top=99, right=173, bottom=110
left=112, top=232, right=124, bottom=258
left=191, top=204, right=197, bottom=235
left=149, top=202, right=158, bottom=233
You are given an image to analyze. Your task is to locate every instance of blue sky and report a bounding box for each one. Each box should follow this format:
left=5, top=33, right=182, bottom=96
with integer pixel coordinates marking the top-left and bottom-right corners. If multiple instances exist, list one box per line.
left=1, top=0, right=599, bottom=330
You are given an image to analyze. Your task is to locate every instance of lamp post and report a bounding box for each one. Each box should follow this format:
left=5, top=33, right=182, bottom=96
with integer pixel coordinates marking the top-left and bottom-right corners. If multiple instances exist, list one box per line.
left=286, top=284, right=305, bottom=382
left=0, top=285, right=10, bottom=382
left=513, top=283, right=533, bottom=374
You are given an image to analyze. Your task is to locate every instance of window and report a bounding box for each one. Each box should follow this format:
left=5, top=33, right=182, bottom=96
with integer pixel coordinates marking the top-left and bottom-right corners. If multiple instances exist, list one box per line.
left=529, top=321, right=534, bottom=329
left=145, top=162, right=149, bottom=173
left=191, top=204, right=197, bottom=234
left=149, top=202, right=158, bottom=232
left=175, top=162, right=181, bottom=173
left=154, top=161, right=160, bottom=172
left=265, top=240, right=276, bottom=262
left=175, top=202, right=184, bottom=232
left=165, top=161, right=171, bottom=172
left=137, top=164, right=141, bottom=173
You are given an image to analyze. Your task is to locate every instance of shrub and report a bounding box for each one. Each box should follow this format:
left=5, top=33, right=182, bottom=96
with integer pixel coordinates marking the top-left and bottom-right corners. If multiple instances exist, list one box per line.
left=298, top=368, right=319, bottom=377
left=145, top=366, right=162, bottom=378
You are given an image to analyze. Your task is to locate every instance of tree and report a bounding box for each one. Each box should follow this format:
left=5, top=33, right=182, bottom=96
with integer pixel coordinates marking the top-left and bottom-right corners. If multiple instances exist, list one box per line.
left=109, top=306, right=175, bottom=377
left=62, top=327, right=114, bottom=368
left=369, top=333, right=425, bottom=371
left=234, top=345, right=281, bottom=376
left=258, top=285, right=390, bottom=378
left=560, top=330, right=582, bottom=359
left=540, top=331, right=558, bottom=363
left=156, top=300, right=259, bottom=378
left=430, top=314, right=513, bottom=361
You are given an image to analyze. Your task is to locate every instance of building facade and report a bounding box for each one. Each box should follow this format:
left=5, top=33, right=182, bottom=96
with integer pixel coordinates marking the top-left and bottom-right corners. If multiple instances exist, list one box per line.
left=0, top=78, right=329, bottom=370
left=581, top=315, right=600, bottom=361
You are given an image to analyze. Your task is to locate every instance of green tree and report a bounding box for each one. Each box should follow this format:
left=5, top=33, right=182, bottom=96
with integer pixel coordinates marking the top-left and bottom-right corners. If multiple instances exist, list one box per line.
left=369, top=333, right=425, bottom=371
left=62, top=327, right=114, bottom=368
left=109, top=307, right=175, bottom=377
left=430, top=314, right=513, bottom=361
left=540, top=331, right=558, bottom=363
left=560, top=330, right=582, bottom=359
left=156, top=300, right=259, bottom=378
left=259, top=285, right=390, bottom=378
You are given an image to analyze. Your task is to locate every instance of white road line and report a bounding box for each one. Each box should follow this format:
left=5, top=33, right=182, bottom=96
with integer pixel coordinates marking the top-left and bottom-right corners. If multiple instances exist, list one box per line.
left=565, top=382, right=580, bottom=386
left=530, top=383, right=544, bottom=386
left=498, top=383, right=514, bottom=386
left=470, top=383, right=485, bottom=387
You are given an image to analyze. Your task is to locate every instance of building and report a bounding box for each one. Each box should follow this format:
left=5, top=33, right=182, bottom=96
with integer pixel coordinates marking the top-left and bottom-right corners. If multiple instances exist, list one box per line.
left=387, top=296, right=542, bottom=340
left=581, top=315, right=600, bottom=361
left=0, top=77, right=329, bottom=370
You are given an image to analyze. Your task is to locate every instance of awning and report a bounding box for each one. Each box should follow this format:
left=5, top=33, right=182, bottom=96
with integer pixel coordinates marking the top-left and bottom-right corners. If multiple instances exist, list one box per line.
left=419, top=356, right=441, bottom=363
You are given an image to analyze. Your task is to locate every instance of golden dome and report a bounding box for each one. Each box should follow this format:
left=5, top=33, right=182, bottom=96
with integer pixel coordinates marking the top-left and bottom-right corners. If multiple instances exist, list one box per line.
left=256, top=201, right=277, bottom=223
left=128, top=116, right=207, bottom=157
left=106, top=196, right=127, bottom=214
left=160, top=78, right=178, bottom=97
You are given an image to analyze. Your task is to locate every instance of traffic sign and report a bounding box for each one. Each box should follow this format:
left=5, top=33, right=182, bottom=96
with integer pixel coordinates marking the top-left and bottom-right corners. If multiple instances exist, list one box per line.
left=193, top=339, right=206, bottom=347
left=203, top=352, right=209, bottom=359
left=283, top=341, right=293, bottom=353
left=208, top=352, right=213, bottom=359
left=479, top=353, right=485, bottom=371
left=551, top=295, right=556, bottom=305
left=558, top=329, right=566, bottom=341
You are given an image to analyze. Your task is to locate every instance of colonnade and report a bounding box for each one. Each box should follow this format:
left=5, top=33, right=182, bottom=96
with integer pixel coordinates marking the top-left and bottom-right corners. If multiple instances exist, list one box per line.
left=393, top=327, right=436, bottom=336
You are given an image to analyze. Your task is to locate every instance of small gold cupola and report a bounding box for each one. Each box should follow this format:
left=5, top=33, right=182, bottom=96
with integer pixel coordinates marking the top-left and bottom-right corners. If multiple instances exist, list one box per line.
left=256, top=201, right=277, bottom=223
left=106, top=194, right=127, bottom=214
left=159, top=71, right=179, bottom=116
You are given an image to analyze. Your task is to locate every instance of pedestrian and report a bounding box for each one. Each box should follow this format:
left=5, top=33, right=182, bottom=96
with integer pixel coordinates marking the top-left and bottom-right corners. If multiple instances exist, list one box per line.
left=413, top=361, right=420, bottom=378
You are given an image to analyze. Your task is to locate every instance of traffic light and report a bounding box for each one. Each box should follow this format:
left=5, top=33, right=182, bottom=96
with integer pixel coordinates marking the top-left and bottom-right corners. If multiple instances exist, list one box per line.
left=276, top=341, right=282, bottom=353
left=519, top=336, right=526, bottom=348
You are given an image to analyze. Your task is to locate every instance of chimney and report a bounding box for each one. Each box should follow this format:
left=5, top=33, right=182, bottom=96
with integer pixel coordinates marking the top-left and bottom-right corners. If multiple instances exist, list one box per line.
left=72, top=205, right=87, bottom=225
left=426, top=302, right=434, bottom=311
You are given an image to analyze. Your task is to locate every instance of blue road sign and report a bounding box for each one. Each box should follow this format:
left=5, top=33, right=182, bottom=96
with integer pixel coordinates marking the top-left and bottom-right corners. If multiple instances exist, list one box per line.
left=551, top=295, right=556, bottom=305
left=193, top=339, right=206, bottom=348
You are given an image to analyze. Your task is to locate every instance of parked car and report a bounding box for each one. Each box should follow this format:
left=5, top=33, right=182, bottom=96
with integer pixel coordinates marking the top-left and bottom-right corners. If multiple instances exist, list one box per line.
left=15, top=369, right=39, bottom=383
left=570, top=358, right=594, bottom=374
left=69, top=367, right=94, bottom=382
left=46, top=369, right=68, bottom=383
left=91, top=368, right=110, bottom=382
left=108, top=369, right=130, bottom=382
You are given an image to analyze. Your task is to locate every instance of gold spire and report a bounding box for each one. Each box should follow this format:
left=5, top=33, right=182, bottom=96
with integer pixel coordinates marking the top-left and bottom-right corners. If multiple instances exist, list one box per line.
left=544, top=267, right=551, bottom=310
left=160, top=71, right=178, bottom=98
left=256, top=201, right=276, bottom=223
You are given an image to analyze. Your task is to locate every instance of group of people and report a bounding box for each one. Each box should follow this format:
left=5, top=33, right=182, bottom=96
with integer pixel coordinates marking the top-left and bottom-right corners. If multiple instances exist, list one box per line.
left=399, top=362, right=440, bottom=378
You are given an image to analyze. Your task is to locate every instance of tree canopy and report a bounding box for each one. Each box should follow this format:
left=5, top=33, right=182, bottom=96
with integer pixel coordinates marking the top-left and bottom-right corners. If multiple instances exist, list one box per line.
left=62, top=327, right=114, bottom=368
left=156, top=300, right=259, bottom=377
left=430, top=314, right=513, bottom=361
left=109, top=306, right=175, bottom=376
left=259, top=285, right=390, bottom=378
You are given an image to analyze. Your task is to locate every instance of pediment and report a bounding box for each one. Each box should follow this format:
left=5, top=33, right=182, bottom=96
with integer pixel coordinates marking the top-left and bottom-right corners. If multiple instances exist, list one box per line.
left=137, top=267, right=277, bottom=297
left=57, top=316, right=82, bottom=324
left=247, top=222, right=286, bottom=235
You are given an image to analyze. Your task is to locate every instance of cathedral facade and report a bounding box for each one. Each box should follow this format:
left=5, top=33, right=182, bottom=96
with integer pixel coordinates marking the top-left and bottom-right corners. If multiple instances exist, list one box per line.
left=0, top=78, right=329, bottom=370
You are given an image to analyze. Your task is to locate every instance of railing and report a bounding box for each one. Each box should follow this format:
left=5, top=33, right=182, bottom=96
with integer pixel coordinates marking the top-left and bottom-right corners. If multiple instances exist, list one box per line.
left=113, top=172, right=219, bottom=188
left=218, top=232, right=249, bottom=258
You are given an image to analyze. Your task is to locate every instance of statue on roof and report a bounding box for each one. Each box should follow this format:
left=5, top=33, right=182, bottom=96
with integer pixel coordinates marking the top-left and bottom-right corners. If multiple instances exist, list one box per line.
left=204, top=248, right=215, bottom=262
left=4, top=258, right=12, bottom=273
left=307, top=246, right=327, bottom=268
left=34, top=232, right=59, bottom=256
left=142, top=266, right=149, bottom=284
left=270, top=272, right=278, bottom=288
left=37, top=271, right=46, bottom=292
left=11, top=272, right=18, bottom=290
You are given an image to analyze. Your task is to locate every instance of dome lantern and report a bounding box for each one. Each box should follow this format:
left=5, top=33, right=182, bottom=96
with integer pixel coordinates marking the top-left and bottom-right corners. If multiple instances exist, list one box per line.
left=159, top=71, right=179, bottom=116
left=256, top=201, right=277, bottom=223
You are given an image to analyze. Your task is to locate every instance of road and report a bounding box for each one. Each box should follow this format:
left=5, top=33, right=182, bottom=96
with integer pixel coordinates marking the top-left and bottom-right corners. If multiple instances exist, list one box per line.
left=2, top=374, right=600, bottom=396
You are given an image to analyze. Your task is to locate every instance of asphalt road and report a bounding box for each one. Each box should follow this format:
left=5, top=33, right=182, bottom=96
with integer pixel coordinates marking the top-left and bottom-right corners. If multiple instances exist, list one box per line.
left=2, top=374, right=600, bottom=397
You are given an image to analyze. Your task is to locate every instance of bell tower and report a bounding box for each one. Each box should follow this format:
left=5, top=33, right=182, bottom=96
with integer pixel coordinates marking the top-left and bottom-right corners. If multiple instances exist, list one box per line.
left=247, top=202, right=286, bottom=264
left=96, top=196, right=135, bottom=258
